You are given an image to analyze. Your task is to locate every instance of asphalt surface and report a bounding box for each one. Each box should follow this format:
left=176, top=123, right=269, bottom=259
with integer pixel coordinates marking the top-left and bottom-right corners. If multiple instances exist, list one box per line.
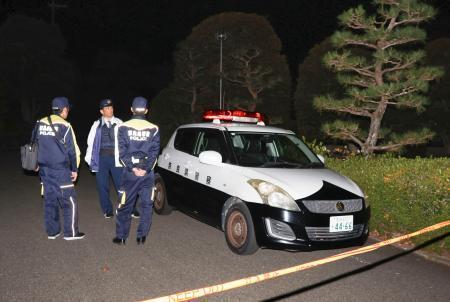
left=1, top=151, right=449, bottom=302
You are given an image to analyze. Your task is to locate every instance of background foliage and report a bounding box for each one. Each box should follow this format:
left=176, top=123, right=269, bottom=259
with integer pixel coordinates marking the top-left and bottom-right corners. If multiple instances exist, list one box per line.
left=327, top=155, right=450, bottom=256
left=295, top=38, right=341, bottom=140
left=152, top=12, right=293, bottom=136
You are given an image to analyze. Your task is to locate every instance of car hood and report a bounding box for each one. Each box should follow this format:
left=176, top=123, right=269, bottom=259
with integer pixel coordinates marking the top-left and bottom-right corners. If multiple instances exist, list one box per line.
left=242, top=167, right=364, bottom=200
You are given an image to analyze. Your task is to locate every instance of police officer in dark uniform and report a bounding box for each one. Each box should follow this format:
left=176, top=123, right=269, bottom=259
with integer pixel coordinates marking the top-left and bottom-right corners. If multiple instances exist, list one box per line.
left=36, top=97, right=85, bottom=240
left=85, top=99, right=140, bottom=219
left=113, top=97, right=160, bottom=245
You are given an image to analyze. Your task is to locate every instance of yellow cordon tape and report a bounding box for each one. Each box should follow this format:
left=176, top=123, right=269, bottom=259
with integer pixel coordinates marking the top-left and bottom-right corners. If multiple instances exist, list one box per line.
left=140, top=220, right=450, bottom=302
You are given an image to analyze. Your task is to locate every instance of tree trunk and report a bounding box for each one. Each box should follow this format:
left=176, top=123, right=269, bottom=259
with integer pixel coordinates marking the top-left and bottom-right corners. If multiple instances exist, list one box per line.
left=362, top=60, right=386, bottom=155
left=248, top=101, right=257, bottom=112
left=248, top=87, right=258, bottom=112
left=191, top=85, right=197, bottom=114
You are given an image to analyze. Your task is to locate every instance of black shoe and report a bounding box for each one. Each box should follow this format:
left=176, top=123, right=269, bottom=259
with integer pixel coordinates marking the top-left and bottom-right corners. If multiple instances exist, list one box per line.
left=104, top=213, right=114, bottom=219
left=112, top=237, right=126, bottom=245
left=131, top=211, right=140, bottom=218
left=48, top=232, right=61, bottom=239
left=137, top=236, right=146, bottom=245
left=64, top=232, right=85, bottom=241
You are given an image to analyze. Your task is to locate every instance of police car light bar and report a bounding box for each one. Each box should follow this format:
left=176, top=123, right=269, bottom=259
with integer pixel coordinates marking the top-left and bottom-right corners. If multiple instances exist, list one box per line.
left=203, top=110, right=264, bottom=124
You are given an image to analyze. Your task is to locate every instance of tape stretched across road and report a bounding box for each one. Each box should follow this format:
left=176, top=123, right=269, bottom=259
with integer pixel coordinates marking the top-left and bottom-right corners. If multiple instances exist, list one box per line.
left=140, top=220, right=450, bottom=302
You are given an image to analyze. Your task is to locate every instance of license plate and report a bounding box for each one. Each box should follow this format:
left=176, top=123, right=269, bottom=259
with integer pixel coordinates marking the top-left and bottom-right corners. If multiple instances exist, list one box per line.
left=329, top=215, right=353, bottom=232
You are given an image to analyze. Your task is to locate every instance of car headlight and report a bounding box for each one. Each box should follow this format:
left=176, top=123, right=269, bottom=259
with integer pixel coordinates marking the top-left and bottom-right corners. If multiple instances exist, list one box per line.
left=248, top=179, right=300, bottom=212
left=364, top=196, right=370, bottom=208
left=350, top=178, right=368, bottom=209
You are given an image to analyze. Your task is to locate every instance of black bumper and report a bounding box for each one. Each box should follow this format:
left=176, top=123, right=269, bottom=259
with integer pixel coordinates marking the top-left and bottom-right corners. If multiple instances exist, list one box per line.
left=245, top=202, right=370, bottom=250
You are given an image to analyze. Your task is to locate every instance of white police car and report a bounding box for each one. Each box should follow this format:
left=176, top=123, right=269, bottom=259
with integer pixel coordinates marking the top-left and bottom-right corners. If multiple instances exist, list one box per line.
left=154, top=110, right=370, bottom=255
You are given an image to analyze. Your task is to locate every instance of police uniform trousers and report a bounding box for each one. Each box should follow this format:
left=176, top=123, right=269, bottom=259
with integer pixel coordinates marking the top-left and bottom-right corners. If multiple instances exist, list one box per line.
left=39, top=166, right=80, bottom=237
left=96, top=154, right=122, bottom=215
left=116, top=170, right=154, bottom=239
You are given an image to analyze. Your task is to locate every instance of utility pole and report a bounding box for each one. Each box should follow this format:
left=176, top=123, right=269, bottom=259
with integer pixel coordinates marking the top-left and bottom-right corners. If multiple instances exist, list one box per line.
left=216, top=30, right=227, bottom=110
left=48, top=0, right=67, bottom=25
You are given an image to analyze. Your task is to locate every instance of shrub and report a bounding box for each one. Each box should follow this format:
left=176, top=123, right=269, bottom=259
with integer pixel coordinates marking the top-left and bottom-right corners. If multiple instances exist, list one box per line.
left=302, top=136, right=330, bottom=156
left=326, top=155, right=450, bottom=256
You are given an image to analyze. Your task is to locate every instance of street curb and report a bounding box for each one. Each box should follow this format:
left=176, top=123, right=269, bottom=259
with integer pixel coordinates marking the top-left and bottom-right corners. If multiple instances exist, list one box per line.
left=369, top=235, right=450, bottom=267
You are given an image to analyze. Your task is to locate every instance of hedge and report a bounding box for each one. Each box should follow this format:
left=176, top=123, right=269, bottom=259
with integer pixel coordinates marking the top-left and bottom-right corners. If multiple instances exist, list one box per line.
left=326, top=155, right=449, bottom=256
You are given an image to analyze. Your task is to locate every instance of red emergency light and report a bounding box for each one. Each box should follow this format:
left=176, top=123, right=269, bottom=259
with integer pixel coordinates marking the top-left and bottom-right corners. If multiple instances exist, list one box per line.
left=203, top=109, right=264, bottom=123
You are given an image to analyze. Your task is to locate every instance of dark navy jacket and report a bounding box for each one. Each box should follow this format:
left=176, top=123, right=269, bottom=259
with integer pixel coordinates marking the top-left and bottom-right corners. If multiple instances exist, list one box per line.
left=85, top=116, right=122, bottom=172
left=36, top=114, right=80, bottom=172
left=117, top=116, right=160, bottom=173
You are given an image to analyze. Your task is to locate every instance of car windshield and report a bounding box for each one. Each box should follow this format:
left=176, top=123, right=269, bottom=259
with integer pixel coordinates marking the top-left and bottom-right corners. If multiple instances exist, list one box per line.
left=229, top=132, right=324, bottom=168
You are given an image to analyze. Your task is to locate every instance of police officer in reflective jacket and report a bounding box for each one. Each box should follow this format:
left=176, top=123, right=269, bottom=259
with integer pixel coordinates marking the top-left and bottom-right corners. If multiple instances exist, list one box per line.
left=36, top=97, right=84, bottom=240
left=113, top=96, right=160, bottom=245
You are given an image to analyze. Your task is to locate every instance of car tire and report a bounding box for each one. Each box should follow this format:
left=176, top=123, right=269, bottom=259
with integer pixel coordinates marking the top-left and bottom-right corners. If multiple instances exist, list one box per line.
left=153, top=174, right=172, bottom=215
left=358, top=227, right=369, bottom=246
left=224, top=202, right=259, bottom=255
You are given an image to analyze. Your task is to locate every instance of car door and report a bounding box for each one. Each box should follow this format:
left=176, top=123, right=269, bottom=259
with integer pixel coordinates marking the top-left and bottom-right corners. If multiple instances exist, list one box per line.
left=165, top=128, right=200, bottom=210
left=190, top=128, right=231, bottom=224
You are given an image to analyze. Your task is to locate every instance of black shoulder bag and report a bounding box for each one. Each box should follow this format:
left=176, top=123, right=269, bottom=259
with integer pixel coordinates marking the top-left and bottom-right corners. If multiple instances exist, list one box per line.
left=20, top=121, right=39, bottom=171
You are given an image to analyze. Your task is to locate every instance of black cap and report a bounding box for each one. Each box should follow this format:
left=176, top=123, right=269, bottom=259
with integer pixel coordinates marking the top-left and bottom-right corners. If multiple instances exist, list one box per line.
left=99, top=99, right=113, bottom=109
left=132, top=96, right=148, bottom=112
left=51, top=97, right=70, bottom=110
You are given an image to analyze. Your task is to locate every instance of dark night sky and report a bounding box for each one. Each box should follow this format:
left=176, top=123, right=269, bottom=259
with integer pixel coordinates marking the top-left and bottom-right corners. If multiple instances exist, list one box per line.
left=0, top=0, right=449, bottom=144
left=2, top=0, right=449, bottom=93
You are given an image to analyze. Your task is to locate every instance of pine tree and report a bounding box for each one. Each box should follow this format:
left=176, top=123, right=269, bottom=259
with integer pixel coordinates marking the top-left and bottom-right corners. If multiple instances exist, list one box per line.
left=313, top=0, right=443, bottom=155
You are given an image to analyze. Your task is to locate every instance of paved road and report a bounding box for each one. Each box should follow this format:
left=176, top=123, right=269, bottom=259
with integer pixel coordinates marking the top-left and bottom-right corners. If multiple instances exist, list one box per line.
left=1, top=152, right=449, bottom=302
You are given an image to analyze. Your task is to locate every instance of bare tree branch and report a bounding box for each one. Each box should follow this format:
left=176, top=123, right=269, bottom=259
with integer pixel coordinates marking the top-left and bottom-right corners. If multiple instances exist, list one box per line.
left=387, top=16, right=397, bottom=31
left=372, top=142, right=410, bottom=151
left=381, top=38, right=421, bottom=50
left=389, top=17, right=429, bottom=30
left=329, top=129, right=364, bottom=147
left=347, top=79, right=374, bottom=88
left=382, top=60, right=416, bottom=74
left=332, top=107, right=372, bottom=117
left=342, top=40, right=378, bottom=50
left=345, top=132, right=364, bottom=147
left=329, top=59, right=375, bottom=78
left=388, top=86, right=419, bottom=100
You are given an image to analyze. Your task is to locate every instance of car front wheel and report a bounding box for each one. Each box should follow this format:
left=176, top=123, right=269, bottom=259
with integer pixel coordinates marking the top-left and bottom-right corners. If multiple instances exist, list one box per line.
left=224, top=202, right=258, bottom=255
left=153, top=174, right=172, bottom=215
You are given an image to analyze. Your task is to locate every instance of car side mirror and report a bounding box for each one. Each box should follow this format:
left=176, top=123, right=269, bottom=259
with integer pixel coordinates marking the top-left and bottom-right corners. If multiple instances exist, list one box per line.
left=199, top=150, right=223, bottom=165
left=317, top=154, right=325, bottom=164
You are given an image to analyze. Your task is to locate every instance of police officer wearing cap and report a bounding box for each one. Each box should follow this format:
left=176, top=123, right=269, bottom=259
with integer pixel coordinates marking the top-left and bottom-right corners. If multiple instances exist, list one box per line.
left=85, top=99, right=140, bottom=219
left=113, top=96, right=160, bottom=245
left=35, top=97, right=84, bottom=240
